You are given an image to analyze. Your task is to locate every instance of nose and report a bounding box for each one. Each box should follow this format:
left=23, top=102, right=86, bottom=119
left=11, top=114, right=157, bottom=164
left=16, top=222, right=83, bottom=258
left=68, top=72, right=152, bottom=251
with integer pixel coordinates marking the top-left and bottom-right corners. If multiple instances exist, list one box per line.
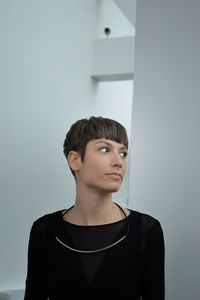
left=112, top=151, right=123, bottom=167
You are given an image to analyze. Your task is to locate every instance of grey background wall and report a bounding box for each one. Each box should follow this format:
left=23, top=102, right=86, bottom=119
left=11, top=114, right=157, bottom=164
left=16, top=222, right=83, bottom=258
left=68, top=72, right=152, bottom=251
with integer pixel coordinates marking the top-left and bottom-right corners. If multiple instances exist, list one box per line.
left=0, top=0, right=134, bottom=291
left=129, top=0, right=200, bottom=299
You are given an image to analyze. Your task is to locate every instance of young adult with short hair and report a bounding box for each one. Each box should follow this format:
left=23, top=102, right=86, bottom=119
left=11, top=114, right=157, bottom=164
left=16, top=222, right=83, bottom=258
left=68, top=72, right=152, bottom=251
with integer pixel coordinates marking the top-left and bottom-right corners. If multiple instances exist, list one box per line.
left=24, top=116, right=165, bottom=299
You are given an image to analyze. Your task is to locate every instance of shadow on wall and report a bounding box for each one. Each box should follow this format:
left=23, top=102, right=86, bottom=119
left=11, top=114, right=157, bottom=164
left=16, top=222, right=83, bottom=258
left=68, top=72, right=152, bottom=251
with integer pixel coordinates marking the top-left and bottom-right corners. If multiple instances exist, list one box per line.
left=0, top=290, right=24, bottom=300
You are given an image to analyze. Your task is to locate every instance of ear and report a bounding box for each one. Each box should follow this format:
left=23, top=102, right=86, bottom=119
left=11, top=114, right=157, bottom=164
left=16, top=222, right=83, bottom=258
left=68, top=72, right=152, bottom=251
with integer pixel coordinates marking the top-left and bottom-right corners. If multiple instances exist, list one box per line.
left=67, top=151, right=81, bottom=172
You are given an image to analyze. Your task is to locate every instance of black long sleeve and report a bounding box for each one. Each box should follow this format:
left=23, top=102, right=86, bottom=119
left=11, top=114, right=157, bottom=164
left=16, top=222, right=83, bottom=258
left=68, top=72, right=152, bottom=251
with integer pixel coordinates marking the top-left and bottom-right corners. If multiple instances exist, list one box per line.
left=24, top=221, right=47, bottom=300
left=142, top=220, right=165, bottom=299
left=23, top=210, right=165, bottom=299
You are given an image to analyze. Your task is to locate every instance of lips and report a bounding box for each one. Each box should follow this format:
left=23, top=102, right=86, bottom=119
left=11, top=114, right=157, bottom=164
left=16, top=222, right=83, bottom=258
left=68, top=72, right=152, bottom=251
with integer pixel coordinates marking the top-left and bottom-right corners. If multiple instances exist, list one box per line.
left=105, top=172, right=122, bottom=180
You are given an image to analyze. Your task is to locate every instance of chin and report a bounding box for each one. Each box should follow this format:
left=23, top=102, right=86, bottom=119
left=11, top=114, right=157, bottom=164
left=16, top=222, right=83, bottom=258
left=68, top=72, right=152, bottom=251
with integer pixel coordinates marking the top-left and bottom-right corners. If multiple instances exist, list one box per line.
left=108, top=186, right=121, bottom=193
left=95, top=183, right=122, bottom=194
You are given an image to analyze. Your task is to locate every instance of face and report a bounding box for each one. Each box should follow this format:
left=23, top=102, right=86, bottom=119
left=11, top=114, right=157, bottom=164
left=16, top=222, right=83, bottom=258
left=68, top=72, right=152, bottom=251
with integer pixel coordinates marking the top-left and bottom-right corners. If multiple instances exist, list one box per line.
left=75, top=139, right=128, bottom=194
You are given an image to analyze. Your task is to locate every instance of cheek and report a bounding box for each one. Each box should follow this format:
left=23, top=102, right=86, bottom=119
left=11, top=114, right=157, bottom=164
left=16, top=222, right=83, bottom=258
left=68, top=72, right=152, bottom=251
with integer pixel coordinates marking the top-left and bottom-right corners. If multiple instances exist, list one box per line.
left=82, top=158, right=101, bottom=175
left=85, top=160, right=107, bottom=181
left=89, top=160, right=105, bottom=174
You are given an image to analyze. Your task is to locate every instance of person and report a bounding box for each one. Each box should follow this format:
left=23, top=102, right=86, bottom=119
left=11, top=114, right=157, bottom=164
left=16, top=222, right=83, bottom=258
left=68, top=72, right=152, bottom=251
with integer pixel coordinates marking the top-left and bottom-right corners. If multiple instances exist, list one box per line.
left=24, top=116, right=165, bottom=300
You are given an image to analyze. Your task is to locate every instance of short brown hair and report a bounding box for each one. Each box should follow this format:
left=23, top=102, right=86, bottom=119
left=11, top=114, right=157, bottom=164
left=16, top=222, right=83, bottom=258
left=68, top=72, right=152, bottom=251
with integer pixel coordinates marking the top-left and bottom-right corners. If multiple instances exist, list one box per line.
left=63, top=116, right=128, bottom=177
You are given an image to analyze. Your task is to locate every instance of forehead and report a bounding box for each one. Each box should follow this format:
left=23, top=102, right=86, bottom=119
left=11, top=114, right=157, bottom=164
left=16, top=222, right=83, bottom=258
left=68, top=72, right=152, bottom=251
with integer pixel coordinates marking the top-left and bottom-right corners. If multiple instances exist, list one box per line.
left=87, top=138, right=128, bottom=149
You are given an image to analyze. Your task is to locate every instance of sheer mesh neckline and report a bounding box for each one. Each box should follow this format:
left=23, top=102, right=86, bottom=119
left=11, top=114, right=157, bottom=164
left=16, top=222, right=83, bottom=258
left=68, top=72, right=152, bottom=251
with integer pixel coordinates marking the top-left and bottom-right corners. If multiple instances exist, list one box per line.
left=55, top=204, right=130, bottom=254
left=61, top=211, right=130, bottom=228
left=60, top=204, right=130, bottom=228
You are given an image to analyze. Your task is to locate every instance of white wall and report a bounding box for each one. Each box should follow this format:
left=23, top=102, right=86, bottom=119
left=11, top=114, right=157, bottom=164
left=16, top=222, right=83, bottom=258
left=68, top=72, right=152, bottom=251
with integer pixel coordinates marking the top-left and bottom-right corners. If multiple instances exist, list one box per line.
left=0, top=0, right=133, bottom=291
left=96, top=0, right=135, bottom=38
left=129, top=0, right=200, bottom=299
left=0, top=0, right=97, bottom=291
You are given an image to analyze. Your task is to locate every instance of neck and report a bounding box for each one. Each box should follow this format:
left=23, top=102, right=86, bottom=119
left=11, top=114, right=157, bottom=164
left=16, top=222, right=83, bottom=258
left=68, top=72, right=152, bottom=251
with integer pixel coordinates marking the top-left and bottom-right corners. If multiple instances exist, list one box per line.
left=64, top=190, right=124, bottom=226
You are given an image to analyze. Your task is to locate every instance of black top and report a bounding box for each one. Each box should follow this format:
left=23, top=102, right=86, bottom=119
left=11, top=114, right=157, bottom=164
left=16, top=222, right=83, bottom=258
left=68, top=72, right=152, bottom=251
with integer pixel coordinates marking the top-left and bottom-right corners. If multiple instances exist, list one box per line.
left=24, top=209, right=165, bottom=300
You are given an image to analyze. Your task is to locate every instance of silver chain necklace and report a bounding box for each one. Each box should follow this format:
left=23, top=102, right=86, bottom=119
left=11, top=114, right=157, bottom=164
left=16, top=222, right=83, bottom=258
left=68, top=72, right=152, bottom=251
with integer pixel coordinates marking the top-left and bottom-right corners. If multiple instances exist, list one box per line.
left=55, top=203, right=129, bottom=254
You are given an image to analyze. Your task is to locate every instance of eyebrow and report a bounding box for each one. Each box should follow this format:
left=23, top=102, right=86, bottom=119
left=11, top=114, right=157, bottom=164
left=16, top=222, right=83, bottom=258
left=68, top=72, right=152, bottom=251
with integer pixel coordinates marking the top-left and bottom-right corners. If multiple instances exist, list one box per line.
left=95, top=140, right=128, bottom=150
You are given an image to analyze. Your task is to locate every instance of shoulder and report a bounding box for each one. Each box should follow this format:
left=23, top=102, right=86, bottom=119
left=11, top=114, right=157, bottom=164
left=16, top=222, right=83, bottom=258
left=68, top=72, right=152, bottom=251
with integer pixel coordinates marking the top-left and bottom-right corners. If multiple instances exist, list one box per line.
left=27, top=210, right=64, bottom=251
left=34, top=209, right=63, bottom=223
left=128, top=209, right=163, bottom=234
left=128, top=209, right=160, bottom=223
left=31, top=210, right=63, bottom=233
left=127, top=210, right=165, bottom=252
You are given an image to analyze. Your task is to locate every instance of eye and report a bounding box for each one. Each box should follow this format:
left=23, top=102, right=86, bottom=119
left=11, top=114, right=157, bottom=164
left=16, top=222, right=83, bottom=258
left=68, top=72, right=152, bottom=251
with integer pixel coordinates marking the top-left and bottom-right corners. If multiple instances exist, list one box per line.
left=119, top=151, right=128, bottom=159
left=99, top=146, right=110, bottom=153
